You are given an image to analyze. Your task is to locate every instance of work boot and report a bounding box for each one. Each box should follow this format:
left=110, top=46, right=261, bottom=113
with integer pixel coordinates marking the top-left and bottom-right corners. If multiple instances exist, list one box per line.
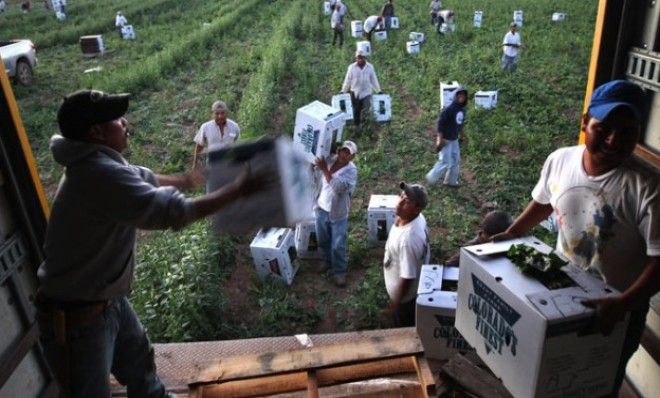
left=333, top=274, right=347, bottom=288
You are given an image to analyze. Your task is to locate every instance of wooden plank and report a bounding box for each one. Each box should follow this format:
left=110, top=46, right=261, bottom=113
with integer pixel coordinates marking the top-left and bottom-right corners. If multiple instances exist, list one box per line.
left=441, top=354, right=513, bottom=398
left=412, top=356, right=436, bottom=398
left=306, top=370, right=319, bottom=398
left=191, top=329, right=422, bottom=385
left=197, top=356, right=416, bottom=398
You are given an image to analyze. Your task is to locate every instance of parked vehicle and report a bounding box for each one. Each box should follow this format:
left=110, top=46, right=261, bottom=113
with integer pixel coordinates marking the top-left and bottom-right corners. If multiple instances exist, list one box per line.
left=0, top=39, right=37, bottom=85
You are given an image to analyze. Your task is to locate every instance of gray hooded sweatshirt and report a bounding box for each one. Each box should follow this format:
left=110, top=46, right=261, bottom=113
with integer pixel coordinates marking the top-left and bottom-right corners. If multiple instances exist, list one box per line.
left=38, top=135, right=196, bottom=301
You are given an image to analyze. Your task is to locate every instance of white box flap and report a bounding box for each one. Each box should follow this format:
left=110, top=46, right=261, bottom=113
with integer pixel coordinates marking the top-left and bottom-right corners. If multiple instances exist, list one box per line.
left=463, top=236, right=552, bottom=256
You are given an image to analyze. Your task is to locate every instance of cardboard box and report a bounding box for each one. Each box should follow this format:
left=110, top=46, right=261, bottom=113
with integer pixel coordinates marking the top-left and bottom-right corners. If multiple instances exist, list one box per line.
left=390, top=16, right=399, bottom=29
left=439, top=23, right=456, bottom=33
left=455, top=237, right=629, bottom=398
left=439, top=80, right=460, bottom=110
left=474, top=90, right=498, bottom=109
left=406, top=41, right=420, bottom=54
left=513, top=10, right=523, bottom=27
left=473, top=11, right=483, bottom=28
left=79, top=35, right=105, bottom=56
left=416, top=265, right=476, bottom=360
left=323, top=1, right=331, bottom=15
left=374, top=30, right=387, bottom=41
left=552, top=12, right=566, bottom=22
left=295, top=219, right=321, bottom=259
left=367, top=194, right=398, bottom=245
left=356, top=40, right=371, bottom=56
left=121, top=25, right=136, bottom=40
left=293, top=101, right=345, bottom=163
left=371, top=94, right=391, bottom=122
left=409, top=32, right=425, bottom=43
left=207, top=136, right=314, bottom=234
left=331, top=93, right=353, bottom=122
left=351, top=20, right=363, bottom=38
left=250, top=228, right=300, bottom=285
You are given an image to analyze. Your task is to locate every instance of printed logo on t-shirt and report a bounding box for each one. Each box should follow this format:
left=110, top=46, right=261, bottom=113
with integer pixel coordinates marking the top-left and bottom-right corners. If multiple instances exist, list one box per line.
left=555, top=185, right=616, bottom=271
left=456, top=111, right=464, bottom=125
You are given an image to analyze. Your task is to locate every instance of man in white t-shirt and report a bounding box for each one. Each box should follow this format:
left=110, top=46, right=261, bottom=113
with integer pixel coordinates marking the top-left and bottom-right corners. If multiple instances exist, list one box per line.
left=499, top=80, right=659, bottom=396
left=192, top=100, right=240, bottom=171
left=363, top=15, right=383, bottom=42
left=501, top=22, right=521, bottom=72
left=383, top=182, right=431, bottom=326
left=341, top=50, right=382, bottom=127
left=115, top=11, right=128, bottom=37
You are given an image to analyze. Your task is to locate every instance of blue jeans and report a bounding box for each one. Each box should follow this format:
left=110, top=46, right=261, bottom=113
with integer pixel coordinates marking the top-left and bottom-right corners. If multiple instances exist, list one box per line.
left=426, top=139, right=460, bottom=186
left=501, top=54, right=518, bottom=72
left=38, top=297, right=166, bottom=398
left=315, top=208, right=348, bottom=276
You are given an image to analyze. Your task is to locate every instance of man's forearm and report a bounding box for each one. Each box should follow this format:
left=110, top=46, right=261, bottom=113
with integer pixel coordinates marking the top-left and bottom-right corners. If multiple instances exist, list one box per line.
left=507, top=200, right=553, bottom=237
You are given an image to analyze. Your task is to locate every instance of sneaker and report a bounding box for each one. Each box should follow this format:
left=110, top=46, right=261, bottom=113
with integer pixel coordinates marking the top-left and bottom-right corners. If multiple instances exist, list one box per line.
left=333, top=274, right=347, bottom=287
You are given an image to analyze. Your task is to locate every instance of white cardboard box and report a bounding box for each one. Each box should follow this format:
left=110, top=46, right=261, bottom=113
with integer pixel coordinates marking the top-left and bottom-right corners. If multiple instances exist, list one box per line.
left=439, top=80, right=460, bottom=110
left=406, top=41, right=420, bottom=54
left=295, top=219, right=321, bottom=259
left=331, top=93, right=353, bottom=122
left=207, top=136, right=314, bottom=234
left=474, top=90, right=498, bottom=109
left=455, top=237, right=629, bottom=398
left=250, top=228, right=300, bottom=285
left=367, top=194, right=398, bottom=245
left=409, top=31, right=425, bottom=43
left=121, top=25, right=136, bottom=40
left=374, top=30, right=387, bottom=41
left=513, top=10, right=523, bottom=27
left=552, top=12, right=566, bottom=22
left=351, top=20, right=363, bottom=38
left=293, top=101, right=346, bottom=163
left=371, top=94, right=392, bottom=122
left=390, top=16, right=399, bottom=29
left=473, top=11, right=482, bottom=28
left=356, top=40, right=371, bottom=56
left=323, top=1, right=331, bottom=15
left=416, top=265, right=476, bottom=360
left=55, top=11, right=66, bottom=21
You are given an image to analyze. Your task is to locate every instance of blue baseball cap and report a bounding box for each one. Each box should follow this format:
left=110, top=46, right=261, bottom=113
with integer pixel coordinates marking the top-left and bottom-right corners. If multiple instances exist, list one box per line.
left=588, top=80, right=645, bottom=122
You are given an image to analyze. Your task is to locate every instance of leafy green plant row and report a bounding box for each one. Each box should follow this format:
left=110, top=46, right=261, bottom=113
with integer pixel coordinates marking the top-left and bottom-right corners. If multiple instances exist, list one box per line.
left=235, top=0, right=304, bottom=138
left=94, top=0, right=264, bottom=93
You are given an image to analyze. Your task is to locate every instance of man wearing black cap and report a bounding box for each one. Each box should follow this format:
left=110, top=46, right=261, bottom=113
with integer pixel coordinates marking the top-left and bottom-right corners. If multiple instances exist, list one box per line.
left=36, top=89, right=262, bottom=397
left=383, top=182, right=431, bottom=326
left=499, top=80, right=659, bottom=395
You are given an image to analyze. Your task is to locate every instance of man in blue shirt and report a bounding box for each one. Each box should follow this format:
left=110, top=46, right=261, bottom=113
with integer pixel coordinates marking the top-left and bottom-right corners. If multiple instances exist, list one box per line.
left=425, top=86, right=468, bottom=187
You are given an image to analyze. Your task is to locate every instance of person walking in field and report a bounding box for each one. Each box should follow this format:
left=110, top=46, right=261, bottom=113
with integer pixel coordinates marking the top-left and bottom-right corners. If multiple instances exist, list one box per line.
left=502, top=22, right=521, bottom=72
left=380, top=0, right=395, bottom=30
left=429, top=0, right=442, bottom=25
left=383, top=182, right=431, bottom=326
left=425, top=86, right=468, bottom=187
left=0, top=0, right=6, bottom=12
left=314, top=141, right=358, bottom=288
left=341, top=50, right=382, bottom=127
left=495, top=80, right=659, bottom=396
left=363, top=15, right=383, bottom=42
left=192, top=100, right=240, bottom=171
left=37, top=89, right=265, bottom=398
left=331, top=4, right=344, bottom=47
left=115, top=11, right=128, bottom=37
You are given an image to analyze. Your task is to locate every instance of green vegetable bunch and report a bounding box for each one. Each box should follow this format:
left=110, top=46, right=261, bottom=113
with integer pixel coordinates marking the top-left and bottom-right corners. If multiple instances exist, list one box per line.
left=506, top=244, right=574, bottom=289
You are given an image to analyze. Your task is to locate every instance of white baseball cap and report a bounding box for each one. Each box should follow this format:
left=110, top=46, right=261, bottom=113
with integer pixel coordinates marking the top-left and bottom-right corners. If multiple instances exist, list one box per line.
left=340, top=140, right=358, bottom=155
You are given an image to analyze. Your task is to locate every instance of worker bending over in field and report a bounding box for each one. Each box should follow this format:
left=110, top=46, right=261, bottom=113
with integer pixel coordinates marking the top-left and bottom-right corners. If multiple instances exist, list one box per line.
left=383, top=182, right=431, bottom=326
left=37, top=89, right=264, bottom=398
left=425, top=86, right=468, bottom=187
left=497, top=80, right=659, bottom=396
left=445, top=210, right=512, bottom=267
left=341, top=50, right=382, bottom=127
left=363, top=15, right=383, bottom=42
left=314, top=141, right=358, bottom=288
left=501, top=22, right=521, bottom=73
left=192, top=100, right=240, bottom=171
left=435, top=9, right=454, bottom=34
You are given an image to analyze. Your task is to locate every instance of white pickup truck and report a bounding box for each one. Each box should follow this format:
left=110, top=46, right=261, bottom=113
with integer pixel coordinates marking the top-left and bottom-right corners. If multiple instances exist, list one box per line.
left=0, top=40, right=37, bottom=85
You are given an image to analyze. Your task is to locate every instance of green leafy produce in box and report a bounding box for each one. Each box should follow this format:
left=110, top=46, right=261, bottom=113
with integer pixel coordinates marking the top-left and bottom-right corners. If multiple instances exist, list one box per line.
left=506, top=244, right=575, bottom=290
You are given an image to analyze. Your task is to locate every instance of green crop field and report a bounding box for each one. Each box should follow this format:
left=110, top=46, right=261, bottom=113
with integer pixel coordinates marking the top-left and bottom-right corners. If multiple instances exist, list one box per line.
left=4, top=0, right=598, bottom=342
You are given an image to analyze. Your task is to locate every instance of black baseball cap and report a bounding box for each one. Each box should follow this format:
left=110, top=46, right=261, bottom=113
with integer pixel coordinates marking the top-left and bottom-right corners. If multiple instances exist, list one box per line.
left=57, top=89, right=130, bottom=140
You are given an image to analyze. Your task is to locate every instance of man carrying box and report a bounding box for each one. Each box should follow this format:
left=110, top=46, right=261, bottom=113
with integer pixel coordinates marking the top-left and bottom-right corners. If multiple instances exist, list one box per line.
left=383, top=182, right=431, bottom=326
left=498, top=80, right=659, bottom=396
